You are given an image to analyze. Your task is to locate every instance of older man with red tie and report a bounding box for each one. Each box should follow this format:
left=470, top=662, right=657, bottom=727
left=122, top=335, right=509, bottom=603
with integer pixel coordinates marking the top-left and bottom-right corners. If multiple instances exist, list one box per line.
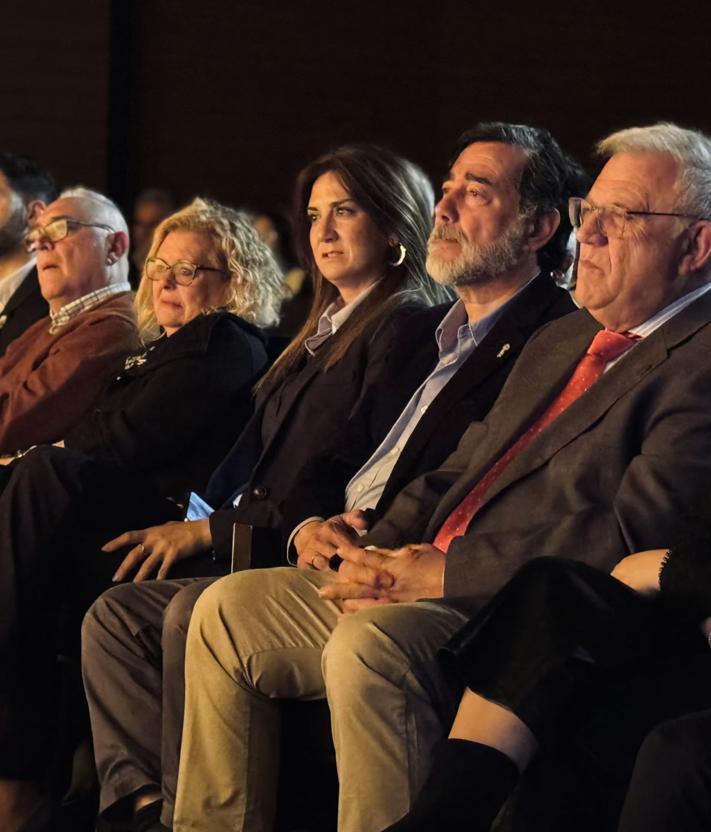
left=175, top=122, right=711, bottom=832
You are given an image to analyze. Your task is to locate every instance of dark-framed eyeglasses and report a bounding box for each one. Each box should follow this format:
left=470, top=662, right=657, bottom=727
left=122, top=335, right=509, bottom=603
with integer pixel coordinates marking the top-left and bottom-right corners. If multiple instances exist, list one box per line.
left=24, top=216, right=115, bottom=253
left=145, top=256, right=228, bottom=286
left=568, top=197, right=704, bottom=240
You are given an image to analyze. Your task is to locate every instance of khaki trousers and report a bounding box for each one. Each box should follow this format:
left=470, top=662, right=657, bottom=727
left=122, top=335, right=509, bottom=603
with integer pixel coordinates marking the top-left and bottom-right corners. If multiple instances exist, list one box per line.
left=174, top=567, right=467, bottom=832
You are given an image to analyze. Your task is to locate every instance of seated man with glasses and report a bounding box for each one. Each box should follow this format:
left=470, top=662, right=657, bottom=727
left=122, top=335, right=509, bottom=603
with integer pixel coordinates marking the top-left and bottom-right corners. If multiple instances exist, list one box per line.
left=0, top=186, right=138, bottom=453
left=173, top=122, right=711, bottom=832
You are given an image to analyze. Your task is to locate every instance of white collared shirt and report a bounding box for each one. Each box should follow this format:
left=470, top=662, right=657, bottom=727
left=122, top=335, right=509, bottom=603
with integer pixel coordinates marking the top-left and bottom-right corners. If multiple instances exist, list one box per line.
left=606, top=281, right=711, bottom=371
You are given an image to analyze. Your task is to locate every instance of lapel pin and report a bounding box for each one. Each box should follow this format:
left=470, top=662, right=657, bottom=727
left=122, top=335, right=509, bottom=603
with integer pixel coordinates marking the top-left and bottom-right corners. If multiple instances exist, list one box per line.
left=497, top=343, right=511, bottom=359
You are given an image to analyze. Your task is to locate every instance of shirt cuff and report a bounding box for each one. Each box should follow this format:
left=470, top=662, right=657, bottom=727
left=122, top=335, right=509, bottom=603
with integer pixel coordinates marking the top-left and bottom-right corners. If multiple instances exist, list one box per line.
left=286, top=516, right=325, bottom=566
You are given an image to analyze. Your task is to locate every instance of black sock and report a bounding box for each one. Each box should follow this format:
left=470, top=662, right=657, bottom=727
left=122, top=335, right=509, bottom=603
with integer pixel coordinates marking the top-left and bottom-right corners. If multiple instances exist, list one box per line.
left=383, top=739, right=519, bottom=832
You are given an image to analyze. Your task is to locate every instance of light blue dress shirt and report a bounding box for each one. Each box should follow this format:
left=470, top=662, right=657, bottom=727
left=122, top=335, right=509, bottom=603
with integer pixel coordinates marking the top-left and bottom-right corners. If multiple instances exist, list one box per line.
left=344, top=293, right=522, bottom=512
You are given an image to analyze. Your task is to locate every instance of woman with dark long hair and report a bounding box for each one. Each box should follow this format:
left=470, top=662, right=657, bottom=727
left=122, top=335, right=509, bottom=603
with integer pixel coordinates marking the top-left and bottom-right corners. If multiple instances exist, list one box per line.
left=82, top=144, right=448, bottom=831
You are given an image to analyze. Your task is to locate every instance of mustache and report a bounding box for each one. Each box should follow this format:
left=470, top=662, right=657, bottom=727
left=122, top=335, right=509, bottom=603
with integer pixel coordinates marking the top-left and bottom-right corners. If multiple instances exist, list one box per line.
left=428, top=224, right=467, bottom=245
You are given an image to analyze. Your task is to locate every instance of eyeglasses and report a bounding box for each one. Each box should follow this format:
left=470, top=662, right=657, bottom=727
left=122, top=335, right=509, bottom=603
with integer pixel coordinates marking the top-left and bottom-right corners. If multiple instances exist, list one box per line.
left=568, top=197, right=703, bottom=240
left=24, top=216, right=115, bottom=252
left=145, top=256, right=228, bottom=286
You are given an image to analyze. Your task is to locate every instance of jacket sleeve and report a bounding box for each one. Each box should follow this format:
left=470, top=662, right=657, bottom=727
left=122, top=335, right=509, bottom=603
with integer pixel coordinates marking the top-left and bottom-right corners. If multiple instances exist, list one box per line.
left=66, top=319, right=265, bottom=474
left=0, top=315, right=137, bottom=453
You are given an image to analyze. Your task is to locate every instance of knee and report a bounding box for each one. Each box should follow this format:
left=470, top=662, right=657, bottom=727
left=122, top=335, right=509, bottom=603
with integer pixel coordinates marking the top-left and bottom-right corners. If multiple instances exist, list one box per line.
left=323, top=608, right=404, bottom=699
left=636, top=715, right=706, bottom=777
left=81, top=584, right=132, bottom=656
left=188, top=567, right=297, bottom=642
left=515, top=556, right=574, bottom=585
left=163, top=581, right=212, bottom=643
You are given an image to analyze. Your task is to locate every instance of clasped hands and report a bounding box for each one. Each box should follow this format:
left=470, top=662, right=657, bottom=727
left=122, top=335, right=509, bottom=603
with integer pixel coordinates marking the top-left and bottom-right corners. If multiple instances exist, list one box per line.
left=294, top=511, right=445, bottom=612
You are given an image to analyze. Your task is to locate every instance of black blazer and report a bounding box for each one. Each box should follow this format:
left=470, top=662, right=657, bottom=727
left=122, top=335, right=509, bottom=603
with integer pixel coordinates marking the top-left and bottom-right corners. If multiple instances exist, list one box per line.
left=0, top=267, right=48, bottom=357
left=283, top=275, right=575, bottom=540
left=204, top=300, right=440, bottom=564
left=65, top=311, right=268, bottom=500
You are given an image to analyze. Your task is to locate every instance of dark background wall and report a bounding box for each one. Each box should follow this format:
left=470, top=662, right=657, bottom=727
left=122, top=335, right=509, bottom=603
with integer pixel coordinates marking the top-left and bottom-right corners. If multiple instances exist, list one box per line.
left=3, top=0, right=711, bottom=220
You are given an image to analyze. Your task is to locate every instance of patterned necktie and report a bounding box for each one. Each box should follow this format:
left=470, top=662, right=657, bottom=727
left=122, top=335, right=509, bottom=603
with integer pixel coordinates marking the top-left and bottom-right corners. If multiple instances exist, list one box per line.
left=432, top=330, right=641, bottom=553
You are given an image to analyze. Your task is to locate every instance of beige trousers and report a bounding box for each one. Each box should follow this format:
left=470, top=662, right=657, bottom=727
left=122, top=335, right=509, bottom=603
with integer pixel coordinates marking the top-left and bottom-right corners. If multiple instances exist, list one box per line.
left=173, top=567, right=467, bottom=832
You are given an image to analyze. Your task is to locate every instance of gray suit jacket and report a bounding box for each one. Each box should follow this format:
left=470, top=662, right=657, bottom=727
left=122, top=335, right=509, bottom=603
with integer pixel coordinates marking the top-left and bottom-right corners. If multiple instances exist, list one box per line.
left=366, top=292, right=711, bottom=615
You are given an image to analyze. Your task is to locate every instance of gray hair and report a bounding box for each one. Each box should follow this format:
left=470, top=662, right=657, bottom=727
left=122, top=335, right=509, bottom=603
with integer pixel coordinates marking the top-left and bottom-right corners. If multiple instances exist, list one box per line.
left=59, top=186, right=130, bottom=284
left=597, top=123, right=711, bottom=220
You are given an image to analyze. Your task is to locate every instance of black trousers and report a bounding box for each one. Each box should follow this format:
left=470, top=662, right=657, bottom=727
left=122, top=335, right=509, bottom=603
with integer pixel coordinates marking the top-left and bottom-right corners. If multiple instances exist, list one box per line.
left=618, top=708, right=711, bottom=832
left=441, top=558, right=711, bottom=831
left=0, top=445, right=223, bottom=779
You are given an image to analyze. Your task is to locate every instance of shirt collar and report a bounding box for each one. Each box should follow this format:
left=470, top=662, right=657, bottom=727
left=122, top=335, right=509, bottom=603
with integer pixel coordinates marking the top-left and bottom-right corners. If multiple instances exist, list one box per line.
left=628, top=281, right=711, bottom=339
left=304, top=283, right=377, bottom=355
left=49, top=281, right=131, bottom=334
left=436, top=274, right=539, bottom=354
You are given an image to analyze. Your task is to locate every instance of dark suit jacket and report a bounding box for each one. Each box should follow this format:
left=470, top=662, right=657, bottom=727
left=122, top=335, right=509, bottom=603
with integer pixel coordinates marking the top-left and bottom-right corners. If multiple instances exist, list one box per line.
left=372, top=276, right=575, bottom=520
left=204, top=300, right=439, bottom=564
left=367, top=291, right=711, bottom=616
left=0, top=267, right=48, bottom=357
left=284, top=275, right=575, bottom=536
left=65, top=311, right=267, bottom=500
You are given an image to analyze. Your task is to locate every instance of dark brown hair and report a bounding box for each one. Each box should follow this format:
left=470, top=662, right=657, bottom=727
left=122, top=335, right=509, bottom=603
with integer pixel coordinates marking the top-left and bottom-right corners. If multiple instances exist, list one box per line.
left=260, top=144, right=449, bottom=389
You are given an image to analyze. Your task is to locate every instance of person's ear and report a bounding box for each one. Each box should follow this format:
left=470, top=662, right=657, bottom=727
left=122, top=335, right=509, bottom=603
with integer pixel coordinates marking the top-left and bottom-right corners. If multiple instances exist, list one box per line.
left=526, top=209, right=560, bottom=254
left=106, top=230, right=129, bottom=264
left=678, top=221, right=711, bottom=276
left=25, top=199, right=46, bottom=225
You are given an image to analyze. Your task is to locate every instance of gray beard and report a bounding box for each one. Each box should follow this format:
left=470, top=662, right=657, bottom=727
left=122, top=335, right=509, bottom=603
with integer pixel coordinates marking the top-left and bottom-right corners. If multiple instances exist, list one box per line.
left=426, top=219, right=529, bottom=287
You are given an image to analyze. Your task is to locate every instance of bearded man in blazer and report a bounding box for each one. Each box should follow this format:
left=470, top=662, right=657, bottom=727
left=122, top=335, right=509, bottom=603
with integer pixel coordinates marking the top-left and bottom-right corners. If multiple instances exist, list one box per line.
left=80, top=123, right=580, bottom=832
left=174, top=121, right=711, bottom=832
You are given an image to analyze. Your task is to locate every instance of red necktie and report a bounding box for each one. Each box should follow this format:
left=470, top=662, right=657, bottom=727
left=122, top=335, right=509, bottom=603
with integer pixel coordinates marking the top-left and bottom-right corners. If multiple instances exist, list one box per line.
left=432, top=330, right=640, bottom=553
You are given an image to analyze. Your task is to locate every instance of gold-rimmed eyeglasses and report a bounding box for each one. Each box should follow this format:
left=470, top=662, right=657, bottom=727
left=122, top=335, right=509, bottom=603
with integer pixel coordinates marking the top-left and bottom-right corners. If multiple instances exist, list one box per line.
left=568, top=197, right=703, bottom=240
left=145, top=256, right=228, bottom=286
left=24, top=216, right=115, bottom=253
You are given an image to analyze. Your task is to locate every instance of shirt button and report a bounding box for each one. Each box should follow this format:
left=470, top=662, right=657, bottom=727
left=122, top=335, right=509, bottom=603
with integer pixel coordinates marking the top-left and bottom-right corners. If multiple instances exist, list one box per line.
left=251, top=485, right=268, bottom=500
left=420, top=405, right=428, bottom=414
left=356, top=485, right=364, bottom=493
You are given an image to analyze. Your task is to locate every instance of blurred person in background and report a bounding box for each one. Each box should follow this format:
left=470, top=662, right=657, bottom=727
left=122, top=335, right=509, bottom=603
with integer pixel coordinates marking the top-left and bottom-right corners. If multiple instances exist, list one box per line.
left=0, top=152, right=57, bottom=355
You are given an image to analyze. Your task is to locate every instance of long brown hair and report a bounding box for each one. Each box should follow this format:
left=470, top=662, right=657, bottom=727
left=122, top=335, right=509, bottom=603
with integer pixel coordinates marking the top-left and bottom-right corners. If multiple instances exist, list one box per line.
left=260, top=144, right=449, bottom=390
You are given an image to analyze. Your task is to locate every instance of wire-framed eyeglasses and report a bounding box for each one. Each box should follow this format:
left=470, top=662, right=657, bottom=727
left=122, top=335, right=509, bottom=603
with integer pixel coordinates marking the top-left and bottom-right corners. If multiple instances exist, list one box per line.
left=24, top=216, right=115, bottom=253
left=568, top=197, right=703, bottom=240
left=145, top=256, right=228, bottom=286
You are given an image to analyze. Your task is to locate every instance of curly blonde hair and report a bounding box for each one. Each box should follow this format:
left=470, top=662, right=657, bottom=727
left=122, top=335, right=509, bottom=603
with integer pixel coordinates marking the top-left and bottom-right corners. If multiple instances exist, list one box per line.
left=135, top=197, right=284, bottom=338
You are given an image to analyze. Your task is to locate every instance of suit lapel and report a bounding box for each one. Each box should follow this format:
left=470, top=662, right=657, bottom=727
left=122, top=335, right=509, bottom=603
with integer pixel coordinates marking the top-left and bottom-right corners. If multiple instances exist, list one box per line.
left=257, top=354, right=323, bottom=455
left=395, top=277, right=575, bottom=476
left=1, top=267, right=39, bottom=316
left=425, top=310, right=598, bottom=533
left=443, top=292, right=711, bottom=521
